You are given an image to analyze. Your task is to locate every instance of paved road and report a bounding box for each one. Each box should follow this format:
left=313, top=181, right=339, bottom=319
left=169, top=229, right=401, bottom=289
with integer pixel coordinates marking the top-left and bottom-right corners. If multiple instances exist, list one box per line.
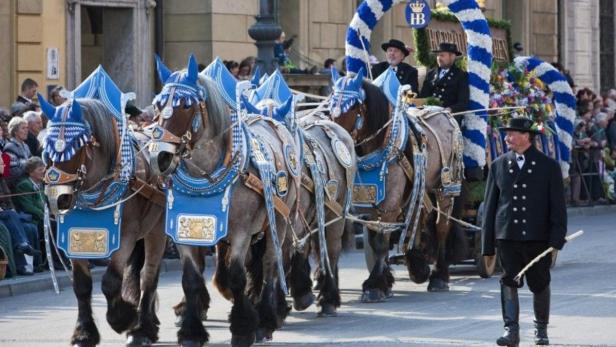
left=0, top=211, right=615, bottom=346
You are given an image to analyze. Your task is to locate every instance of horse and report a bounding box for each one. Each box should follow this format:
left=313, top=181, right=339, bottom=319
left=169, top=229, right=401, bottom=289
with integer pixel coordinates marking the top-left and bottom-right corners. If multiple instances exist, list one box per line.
left=148, top=55, right=299, bottom=347
left=242, top=95, right=356, bottom=317
left=39, top=93, right=167, bottom=347
left=328, top=67, right=465, bottom=301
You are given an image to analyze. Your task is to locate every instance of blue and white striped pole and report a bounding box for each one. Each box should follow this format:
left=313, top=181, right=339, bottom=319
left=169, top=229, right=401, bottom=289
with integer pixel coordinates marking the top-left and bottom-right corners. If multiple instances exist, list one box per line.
left=344, top=0, right=492, bottom=169
left=514, top=56, right=576, bottom=178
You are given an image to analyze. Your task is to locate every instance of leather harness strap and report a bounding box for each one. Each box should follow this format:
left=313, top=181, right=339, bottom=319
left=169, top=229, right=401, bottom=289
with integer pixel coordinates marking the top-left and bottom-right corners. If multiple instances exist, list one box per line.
left=243, top=172, right=291, bottom=219
left=300, top=175, right=343, bottom=217
left=130, top=177, right=166, bottom=207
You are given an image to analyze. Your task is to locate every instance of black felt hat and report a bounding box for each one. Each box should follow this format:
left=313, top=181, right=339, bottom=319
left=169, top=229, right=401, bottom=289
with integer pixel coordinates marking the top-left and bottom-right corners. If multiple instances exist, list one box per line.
left=432, top=42, right=462, bottom=56
left=499, top=117, right=540, bottom=134
left=381, top=39, right=410, bottom=57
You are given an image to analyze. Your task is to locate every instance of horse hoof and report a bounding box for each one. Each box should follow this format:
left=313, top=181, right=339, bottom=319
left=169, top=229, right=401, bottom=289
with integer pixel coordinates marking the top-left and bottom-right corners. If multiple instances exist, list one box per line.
left=317, top=303, right=337, bottom=317
left=231, top=333, right=256, bottom=347
left=427, top=278, right=450, bottom=292
left=126, top=334, right=152, bottom=347
left=360, top=289, right=385, bottom=303
left=255, top=328, right=273, bottom=343
left=175, top=314, right=183, bottom=327
left=181, top=341, right=203, bottom=347
left=293, top=292, right=315, bottom=311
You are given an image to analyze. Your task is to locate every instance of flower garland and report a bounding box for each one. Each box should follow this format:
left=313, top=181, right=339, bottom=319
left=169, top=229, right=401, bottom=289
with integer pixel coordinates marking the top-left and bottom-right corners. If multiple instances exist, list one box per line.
left=489, top=65, right=555, bottom=135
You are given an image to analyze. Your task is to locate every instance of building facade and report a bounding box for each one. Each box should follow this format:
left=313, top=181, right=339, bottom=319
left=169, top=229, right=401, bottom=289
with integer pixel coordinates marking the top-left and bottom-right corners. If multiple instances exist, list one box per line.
left=0, top=0, right=611, bottom=109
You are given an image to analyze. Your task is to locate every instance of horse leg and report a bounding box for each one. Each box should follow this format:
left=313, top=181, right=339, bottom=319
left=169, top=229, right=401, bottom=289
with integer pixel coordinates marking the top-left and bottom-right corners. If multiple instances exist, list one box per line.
left=255, top=219, right=291, bottom=343
left=428, top=198, right=454, bottom=292
left=213, top=243, right=233, bottom=301
left=176, top=245, right=209, bottom=347
left=70, top=259, right=100, bottom=347
left=405, top=212, right=432, bottom=284
left=126, top=230, right=167, bottom=347
left=316, top=221, right=343, bottom=316
left=361, top=229, right=393, bottom=303
left=288, top=249, right=315, bottom=311
left=102, top=237, right=139, bottom=334
left=174, top=247, right=210, bottom=327
left=227, top=232, right=258, bottom=347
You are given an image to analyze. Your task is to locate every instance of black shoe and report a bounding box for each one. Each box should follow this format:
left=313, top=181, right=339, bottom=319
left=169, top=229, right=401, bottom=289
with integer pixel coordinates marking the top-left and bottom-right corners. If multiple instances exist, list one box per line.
left=534, top=286, right=550, bottom=345
left=16, top=267, right=33, bottom=276
left=497, top=284, right=520, bottom=347
left=15, top=244, right=42, bottom=257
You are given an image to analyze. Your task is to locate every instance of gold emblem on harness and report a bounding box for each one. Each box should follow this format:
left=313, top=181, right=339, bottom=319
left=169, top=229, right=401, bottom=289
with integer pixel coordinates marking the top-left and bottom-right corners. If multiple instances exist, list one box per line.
left=69, top=228, right=108, bottom=255
left=178, top=215, right=216, bottom=242
left=352, top=185, right=377, bottom=204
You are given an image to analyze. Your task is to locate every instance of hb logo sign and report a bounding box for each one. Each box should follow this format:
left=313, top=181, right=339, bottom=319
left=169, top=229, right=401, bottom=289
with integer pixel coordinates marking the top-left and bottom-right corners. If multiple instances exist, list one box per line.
left=405, top=0, right=431, bottom=29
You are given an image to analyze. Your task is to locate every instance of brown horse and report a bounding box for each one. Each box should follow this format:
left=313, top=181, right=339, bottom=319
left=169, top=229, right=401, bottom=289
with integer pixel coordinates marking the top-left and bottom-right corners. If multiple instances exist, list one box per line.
left=149, top=55, right=299, bottom=347
left=40, top=96, right=166, bottom=347
left=243, top=97, right=357, bottom=317
left=329, top=71, right=464, bottom=301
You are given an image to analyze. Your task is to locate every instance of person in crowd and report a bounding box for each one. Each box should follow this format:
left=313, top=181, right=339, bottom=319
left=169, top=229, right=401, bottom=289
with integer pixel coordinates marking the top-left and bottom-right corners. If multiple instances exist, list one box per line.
left=22, top=111, right=43, bottom=157
left=238, top=57, right=256, bottom=80
left=0, top=221, right=17, bottom=278
left=371, top=39, right=418, bottom=92
left=320, top=58, right=337, bottom=95
left=49, top=85, right=67, bottom=106
left=419, top=42, right=469, bottom=115
left=482, top=117, right=567, bottom=346
left=4, top=117, right=31, bottom=184
left=224, top=60, right=240, bottom=79
left=13, top=157, right=46, bottom=231
left=0, top=155, right=41, bottom=275
left=15, top=78, right=39, bottom=112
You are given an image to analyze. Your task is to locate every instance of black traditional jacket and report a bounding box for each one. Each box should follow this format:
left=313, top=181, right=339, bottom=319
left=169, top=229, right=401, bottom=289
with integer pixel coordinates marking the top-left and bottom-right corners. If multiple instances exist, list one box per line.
left=418, top=64, right=469, bottom=113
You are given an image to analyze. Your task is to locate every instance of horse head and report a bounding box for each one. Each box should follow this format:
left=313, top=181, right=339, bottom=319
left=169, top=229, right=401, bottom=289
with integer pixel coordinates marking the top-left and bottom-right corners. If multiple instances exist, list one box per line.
left=150, top=54, right=223, bottom=177
left=39, top=94, right=109, bottom=215
left=329, top=67, right=367, bottom=140
left=242, top=95, right=294, bottom=127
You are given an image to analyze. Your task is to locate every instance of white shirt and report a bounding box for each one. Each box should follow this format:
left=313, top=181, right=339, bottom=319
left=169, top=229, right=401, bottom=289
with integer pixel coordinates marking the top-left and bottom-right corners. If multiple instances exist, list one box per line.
left=438, top=69, right=449, bottom=79
left=515, top=153, right=525, bottom=169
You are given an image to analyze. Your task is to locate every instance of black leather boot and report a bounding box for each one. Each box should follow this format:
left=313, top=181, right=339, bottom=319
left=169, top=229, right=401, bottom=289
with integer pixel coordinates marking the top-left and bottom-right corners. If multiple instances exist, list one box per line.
left=534, top=285, right=550, bottom=345
left=497, top=284, right=520, bottom=347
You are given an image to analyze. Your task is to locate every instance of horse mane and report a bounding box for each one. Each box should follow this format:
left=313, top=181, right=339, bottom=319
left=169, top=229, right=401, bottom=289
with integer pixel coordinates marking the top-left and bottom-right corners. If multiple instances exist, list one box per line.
left=75, top=98, right=117, bottom=162
left=197, top=74, right=231, bottom=141
left=362, top=80, right=390, bottom=145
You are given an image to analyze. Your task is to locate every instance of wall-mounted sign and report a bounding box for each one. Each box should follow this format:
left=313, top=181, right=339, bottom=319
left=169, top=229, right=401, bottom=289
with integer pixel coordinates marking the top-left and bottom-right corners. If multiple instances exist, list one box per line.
left=405, top=0, right=431, bottom=29
left=47, top=48, right=59, bottom=80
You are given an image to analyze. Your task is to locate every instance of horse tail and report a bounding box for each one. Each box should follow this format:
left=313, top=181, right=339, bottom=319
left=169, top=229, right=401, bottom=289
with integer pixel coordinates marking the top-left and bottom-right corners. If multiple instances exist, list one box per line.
left=122, top=238, right=145, bottom=306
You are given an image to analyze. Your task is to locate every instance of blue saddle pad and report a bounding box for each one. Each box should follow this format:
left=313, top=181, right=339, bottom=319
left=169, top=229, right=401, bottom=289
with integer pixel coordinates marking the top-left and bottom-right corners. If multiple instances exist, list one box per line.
left=353, top=165, right=387, bottom=208
left=164, top=185, right=232, bottom=246
left=57, top=205, right=123, bottom=259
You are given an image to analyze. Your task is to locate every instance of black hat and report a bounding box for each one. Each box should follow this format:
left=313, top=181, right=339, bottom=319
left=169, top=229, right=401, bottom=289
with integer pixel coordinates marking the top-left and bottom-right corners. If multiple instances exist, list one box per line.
left=433, top=42, right=462, bottom=56
left=499, top=117, right=540, bottom=134
left=381, top=39, right=410, bottom=57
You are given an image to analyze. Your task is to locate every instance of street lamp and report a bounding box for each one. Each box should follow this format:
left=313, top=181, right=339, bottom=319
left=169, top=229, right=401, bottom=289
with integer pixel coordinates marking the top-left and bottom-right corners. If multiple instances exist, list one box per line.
left=248, top=0, right=282, bottom=74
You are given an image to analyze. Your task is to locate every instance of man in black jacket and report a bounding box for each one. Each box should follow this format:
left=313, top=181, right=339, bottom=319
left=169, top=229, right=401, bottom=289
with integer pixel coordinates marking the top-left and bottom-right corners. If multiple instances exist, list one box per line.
left=371, top=39, right=419, bottom=93
left=418, top=42, right=469, bottom=115
left=482, top=117, right=567, bottom=347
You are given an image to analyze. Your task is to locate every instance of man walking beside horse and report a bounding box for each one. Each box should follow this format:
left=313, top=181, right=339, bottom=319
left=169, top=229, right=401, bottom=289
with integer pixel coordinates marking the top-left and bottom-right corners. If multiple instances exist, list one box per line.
left=482, top=117, right=567, bottom=346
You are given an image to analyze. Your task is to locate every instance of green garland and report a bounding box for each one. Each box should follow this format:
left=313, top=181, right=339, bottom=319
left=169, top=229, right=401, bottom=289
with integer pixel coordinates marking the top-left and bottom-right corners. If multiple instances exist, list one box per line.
left=413, top=9, right=512, bottom=69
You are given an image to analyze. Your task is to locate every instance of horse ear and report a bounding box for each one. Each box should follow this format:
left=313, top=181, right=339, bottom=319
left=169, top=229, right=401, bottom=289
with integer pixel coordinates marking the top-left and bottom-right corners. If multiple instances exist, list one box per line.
left=241, top=94, right=262, bottom=115
left=37, top=93, right=56, bottom=119
left=250, top=66, right=262, bottom=86
left=70, top=99, right=82, bottom=121
left=273, top=96, right=293, bottom=122
left=331, top=66, right=340, bottom=84
left=187, top=54, right=199, bottom=82
left=355, top=67, right=366, bottom=83
left=155, top=54, right=171, bottom=83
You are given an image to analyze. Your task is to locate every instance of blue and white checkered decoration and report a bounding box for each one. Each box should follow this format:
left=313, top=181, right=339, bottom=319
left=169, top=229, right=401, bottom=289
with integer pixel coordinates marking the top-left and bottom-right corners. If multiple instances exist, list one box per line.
left=39, top=99, right=92, bottom=163
left=514, top=56, right=576, bottom=178
left=344, top=0, right=492, bottom=169
left=372, top=67, right=401, bottom=106
left=249, top=70, right=293, bottom=105
left=329, top=67, right=366, bottom=116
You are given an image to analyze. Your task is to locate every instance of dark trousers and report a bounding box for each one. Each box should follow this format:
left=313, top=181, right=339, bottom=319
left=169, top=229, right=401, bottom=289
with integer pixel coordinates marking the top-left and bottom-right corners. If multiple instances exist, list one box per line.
left=497, top=240, right=551, bottom=293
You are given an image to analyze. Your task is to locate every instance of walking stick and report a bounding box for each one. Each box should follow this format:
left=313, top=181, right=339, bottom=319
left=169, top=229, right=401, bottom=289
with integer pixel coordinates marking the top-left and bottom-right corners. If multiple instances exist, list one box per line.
left=514, top=230, right=584, bottom=284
